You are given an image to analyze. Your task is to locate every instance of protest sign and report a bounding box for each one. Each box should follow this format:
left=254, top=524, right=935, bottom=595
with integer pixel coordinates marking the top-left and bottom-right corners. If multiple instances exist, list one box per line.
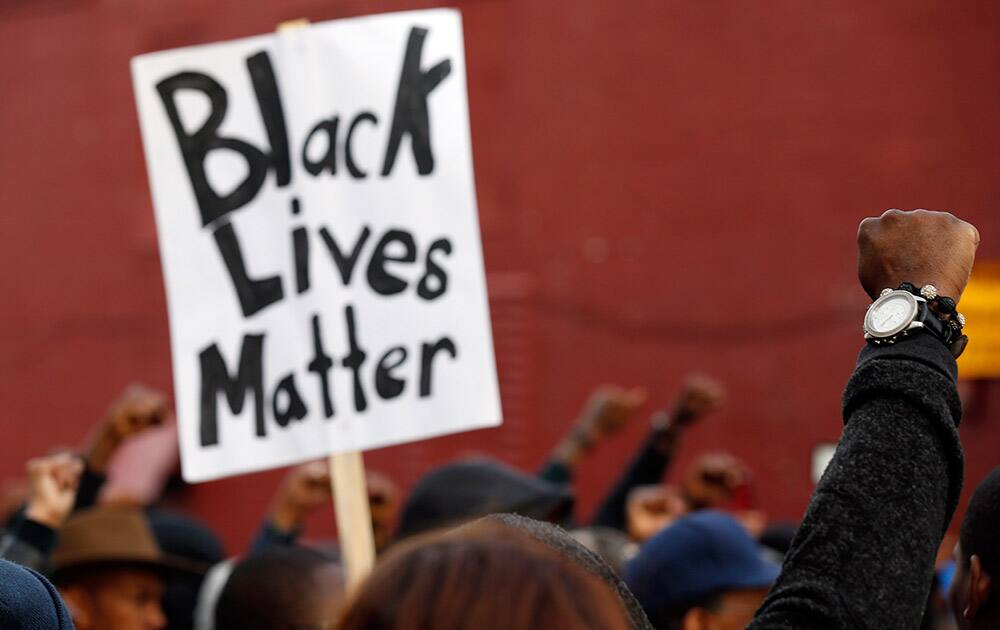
left=132, top=9, right=501, bottom=483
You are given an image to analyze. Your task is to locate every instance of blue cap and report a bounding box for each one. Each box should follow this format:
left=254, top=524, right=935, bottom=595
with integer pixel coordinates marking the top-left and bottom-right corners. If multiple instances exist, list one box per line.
left=624, top=511, right=780, bottom=626
left=0, top=559, right=74, bottom=630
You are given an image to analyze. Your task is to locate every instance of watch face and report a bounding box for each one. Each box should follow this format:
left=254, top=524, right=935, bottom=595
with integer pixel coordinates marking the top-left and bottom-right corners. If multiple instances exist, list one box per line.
left=865, top=291, right=918, bottom=338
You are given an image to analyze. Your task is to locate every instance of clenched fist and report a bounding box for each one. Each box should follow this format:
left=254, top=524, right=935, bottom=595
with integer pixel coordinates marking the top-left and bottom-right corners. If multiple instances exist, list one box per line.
left=24, top=453, right=83, bottom=528
left=269, top=461, right=332, bottom=533
left=576, top=386, right=647, bottom=444
left=85, top=384, right=170, bottom=474
left=670, top=374, right=726, bottom=425
left=858, top=209, right=980, bottom=301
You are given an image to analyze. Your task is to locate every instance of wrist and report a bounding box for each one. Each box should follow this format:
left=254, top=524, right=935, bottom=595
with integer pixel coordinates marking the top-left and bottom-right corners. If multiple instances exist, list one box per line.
left=863, top=284, right=967, bottom=358
left=84, top=428, right=121, bottom=473
left=650, top=411, right=682, bottom=454
left=25, top=502, right=67, bottom=529
left=269, top=502, right=304, bottom=533
left=651, top=411, right=671, bottom=431
left=857, top=331, right=958, bottom=383
left=653, top=410, right=690, bottom=432
left=551, top=433, right=588, bottom=468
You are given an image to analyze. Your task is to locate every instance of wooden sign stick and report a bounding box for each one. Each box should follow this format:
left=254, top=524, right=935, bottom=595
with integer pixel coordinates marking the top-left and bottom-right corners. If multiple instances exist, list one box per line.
left=329, top=450, right=376, bottom=590
left=277, top=17, right=377, bottom=591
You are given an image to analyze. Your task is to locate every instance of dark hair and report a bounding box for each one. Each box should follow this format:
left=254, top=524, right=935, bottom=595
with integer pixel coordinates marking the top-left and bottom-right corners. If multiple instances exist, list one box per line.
left=216, top=547, right=343, bottom=630
left=336, top=522, right=629, bottom=630
left=960, top=466, right=1000, bottom=573
left=476, top=514, right=652, bottom=630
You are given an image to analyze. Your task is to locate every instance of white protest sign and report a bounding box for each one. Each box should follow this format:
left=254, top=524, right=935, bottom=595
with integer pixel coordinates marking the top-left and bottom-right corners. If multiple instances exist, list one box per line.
left=132, top=9, right=501, bottom=482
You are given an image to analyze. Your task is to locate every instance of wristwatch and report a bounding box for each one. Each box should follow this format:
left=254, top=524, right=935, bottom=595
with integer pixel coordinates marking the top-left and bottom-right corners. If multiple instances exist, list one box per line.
left=863, top=290, right=954, bottom=347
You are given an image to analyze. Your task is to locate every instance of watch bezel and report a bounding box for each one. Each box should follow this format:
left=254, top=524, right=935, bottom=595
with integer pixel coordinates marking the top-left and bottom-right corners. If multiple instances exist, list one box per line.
left=864, top=290, right=919, bottom=339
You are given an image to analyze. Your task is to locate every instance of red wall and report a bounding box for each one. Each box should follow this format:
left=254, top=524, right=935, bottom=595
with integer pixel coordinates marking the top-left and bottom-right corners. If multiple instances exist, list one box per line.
left=2, top=0, right=999, bottom=551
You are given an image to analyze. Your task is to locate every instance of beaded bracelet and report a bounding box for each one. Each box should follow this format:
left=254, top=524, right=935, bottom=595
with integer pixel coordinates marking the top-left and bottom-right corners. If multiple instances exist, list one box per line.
left=881, top=283, right=968, bottom=357
left=889, top=283, right=967, bottom=332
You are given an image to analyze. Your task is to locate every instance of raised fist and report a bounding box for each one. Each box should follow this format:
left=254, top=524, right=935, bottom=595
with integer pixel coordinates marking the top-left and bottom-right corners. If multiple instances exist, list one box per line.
left=626, top=484, right=687, bottom=543
left=269, top=461, right=332, bottom=532
left=858, top=209, right=980, bottom=301
left=85, top=384, right=170, bottom=473
left=576, top=385, right=647, bottom=444
left=680, top=452, right=751, bottom=510
left=24, top=453, right=83, bottom=528
left=671, top=374, right=726, bottom=424
left=101, top=384, right=170, bottom=442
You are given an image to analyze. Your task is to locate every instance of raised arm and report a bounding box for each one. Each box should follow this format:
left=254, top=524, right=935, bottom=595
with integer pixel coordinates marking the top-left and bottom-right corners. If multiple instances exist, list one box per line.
left=591, top=375, right=724, bottom=531
left=750, top=209, right=979, bottom=629
left=77, top=384, right=169, bottom=509
left=249, top=461, right=332, bottom=554
left=0, top=454, right=82, bottom=571
left=538, top=385, right=646, bottom=486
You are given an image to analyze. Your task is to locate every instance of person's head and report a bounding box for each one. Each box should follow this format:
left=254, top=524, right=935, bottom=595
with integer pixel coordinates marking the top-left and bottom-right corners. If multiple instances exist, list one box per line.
left=57, top=566, right=166, bottom=630
left=952, top=466, right=1000, bottom=628
left=475, top=514, right=652, bottom=629
left=624, top=511, right=778, bottom=630
left=146, top=509, right=223, bottom=630
left=215, top=547, right=345, bottom=630
left=337, top=521, right=629, bottom=630
left=366, top=470, right=400, bottom=551
left=51, top=507, right=183, bottom=630
left=395, top=457, right=574, bottom=539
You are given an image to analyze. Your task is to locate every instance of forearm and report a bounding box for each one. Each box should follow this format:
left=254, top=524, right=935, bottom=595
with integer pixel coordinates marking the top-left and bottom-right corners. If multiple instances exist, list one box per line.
left=249, top=496, right=307, bottom=555
left=72, top=464, right=106, bottom=511
left=591, top=418, right=680, bottom=530
left=538, top=431, right=591, bottom=485
left=750, top=336, right=963, bottom=630
left=536, top=460, right=573, bottom=485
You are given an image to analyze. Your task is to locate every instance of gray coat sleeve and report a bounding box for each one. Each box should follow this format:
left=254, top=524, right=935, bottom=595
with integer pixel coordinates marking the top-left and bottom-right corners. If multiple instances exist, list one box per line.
left=749, top=334, right=963, bottom=630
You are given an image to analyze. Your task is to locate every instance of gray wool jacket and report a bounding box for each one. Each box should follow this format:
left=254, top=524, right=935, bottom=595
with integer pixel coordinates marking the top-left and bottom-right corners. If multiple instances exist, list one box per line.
left=749, top=334, right=963, bottom=630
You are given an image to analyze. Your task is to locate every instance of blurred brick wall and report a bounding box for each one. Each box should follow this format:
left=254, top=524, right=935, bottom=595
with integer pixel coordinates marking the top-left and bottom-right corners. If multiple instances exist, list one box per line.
left=2, top=0, right=998, bottom=550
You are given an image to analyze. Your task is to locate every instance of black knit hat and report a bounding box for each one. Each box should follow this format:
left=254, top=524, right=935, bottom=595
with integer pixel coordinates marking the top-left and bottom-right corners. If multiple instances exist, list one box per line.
left=396, top=457, right=574, bottom=539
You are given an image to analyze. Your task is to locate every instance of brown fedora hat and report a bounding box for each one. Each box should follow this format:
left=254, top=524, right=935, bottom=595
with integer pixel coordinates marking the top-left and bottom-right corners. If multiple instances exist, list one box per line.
left=51, top=506, right=206, bottom=579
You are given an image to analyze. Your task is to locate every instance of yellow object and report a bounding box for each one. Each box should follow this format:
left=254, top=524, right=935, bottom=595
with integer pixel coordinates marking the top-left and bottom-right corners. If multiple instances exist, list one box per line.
left=958, top=262, right=1000, bottom=379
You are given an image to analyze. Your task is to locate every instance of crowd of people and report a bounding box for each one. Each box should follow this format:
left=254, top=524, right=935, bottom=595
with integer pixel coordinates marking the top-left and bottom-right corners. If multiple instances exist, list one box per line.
left=0, top=209, right=995, bottom=630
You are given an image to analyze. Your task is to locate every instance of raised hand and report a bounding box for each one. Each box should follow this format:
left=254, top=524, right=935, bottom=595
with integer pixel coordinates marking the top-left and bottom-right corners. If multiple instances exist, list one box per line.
left=269, top=461, right=332, bottom=533
left=625, top=484, right=687, bottom=542
left=576, top=385, right=648, bottom=444
left=669, top=374, right=726, bottom=426
left=680, top=452, right=751, bottom=510
left=24, top=453, right=84, bottom=528
left=858, top=209, right=979, bottom=300
left=85, top=384, right=170, bottom=474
